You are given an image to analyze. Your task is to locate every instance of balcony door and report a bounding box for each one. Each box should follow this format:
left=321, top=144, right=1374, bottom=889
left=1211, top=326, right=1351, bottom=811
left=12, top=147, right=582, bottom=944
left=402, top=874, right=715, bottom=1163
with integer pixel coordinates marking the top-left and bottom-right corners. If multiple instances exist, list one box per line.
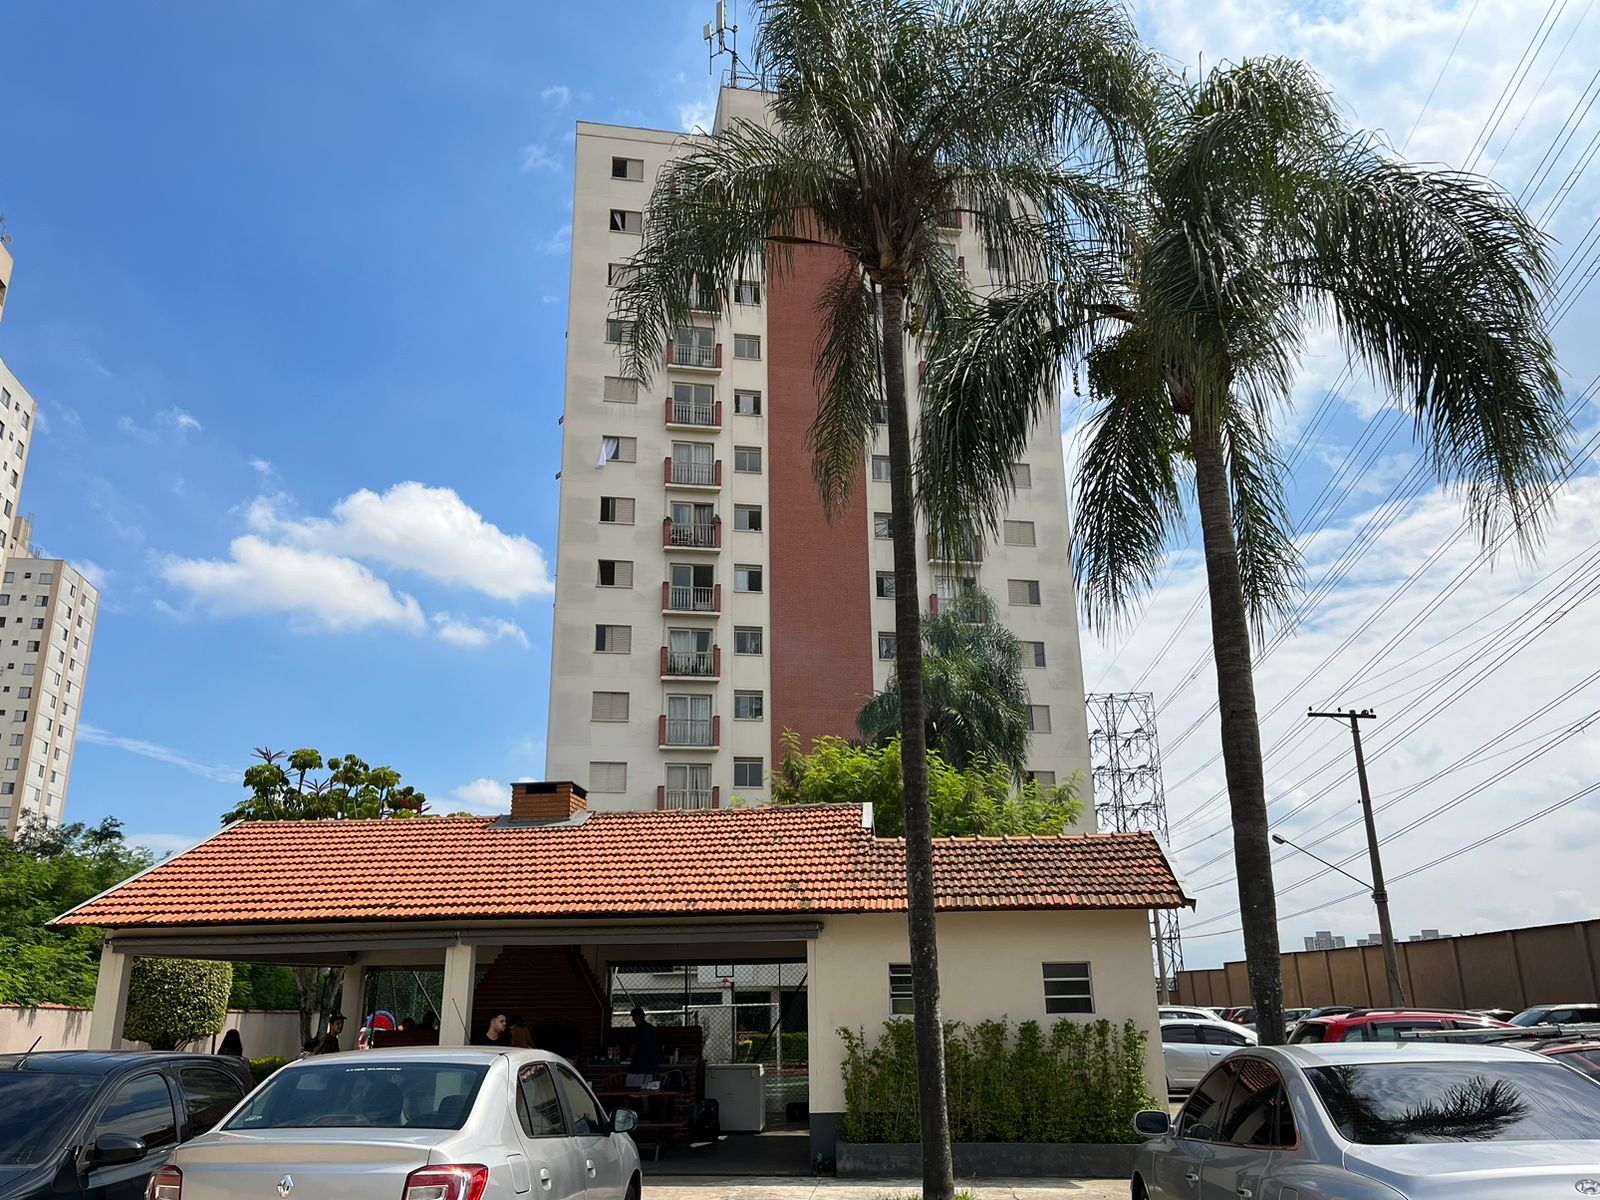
left=666, top=694, right=712, bottom=746
left=665, top=763, right=712, bottom=809
left=672, top=440, right=715, bottom=484
left=668, top=627, right=712, bottom=676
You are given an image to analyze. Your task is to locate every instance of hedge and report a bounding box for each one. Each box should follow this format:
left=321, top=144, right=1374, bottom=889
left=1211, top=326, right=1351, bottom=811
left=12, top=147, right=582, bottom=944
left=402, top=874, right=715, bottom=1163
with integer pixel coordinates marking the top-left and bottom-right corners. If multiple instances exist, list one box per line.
left=122, top=959, right=233, bottom=1051
left=249, top=1055, right=291, bottom=1082
left=737, top=1031, right=808, bottom=1063
left=840, top=1017, right=1156, bottom=1144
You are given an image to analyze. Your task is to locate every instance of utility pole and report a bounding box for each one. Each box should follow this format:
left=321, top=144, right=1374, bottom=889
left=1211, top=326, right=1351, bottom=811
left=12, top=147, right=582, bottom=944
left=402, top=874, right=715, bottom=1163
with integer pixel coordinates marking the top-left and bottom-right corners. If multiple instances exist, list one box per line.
left=1306, top=708, right=1406, bottom=1007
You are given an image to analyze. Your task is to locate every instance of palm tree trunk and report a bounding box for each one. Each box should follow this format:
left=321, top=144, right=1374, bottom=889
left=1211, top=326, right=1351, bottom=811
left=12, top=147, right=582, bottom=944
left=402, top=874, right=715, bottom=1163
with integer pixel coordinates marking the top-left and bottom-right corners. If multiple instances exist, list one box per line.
left=880, top=279, right=955, bottom=1200
left=1189, top=409, right=1288, bottom=1046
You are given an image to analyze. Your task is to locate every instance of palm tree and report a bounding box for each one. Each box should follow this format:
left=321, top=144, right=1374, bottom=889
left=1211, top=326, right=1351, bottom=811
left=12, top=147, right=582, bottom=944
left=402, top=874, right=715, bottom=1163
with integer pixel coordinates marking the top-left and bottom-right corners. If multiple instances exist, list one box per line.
left=921, top=58, right=1567, bottom=1047
left=611, top=3, right=1151, bottom=1191
left=858, top=587, right=1033, bottom=778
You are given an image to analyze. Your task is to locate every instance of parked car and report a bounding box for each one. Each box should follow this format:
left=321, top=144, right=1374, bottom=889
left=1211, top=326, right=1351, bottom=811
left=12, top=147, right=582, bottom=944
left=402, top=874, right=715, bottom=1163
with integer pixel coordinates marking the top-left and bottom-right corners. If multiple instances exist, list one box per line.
left=1159, top=1019, right=1257, bottom=1094
left=0, top=1050, right=253, bottom=1200
left=154, top=1048, right=641, bottom=1200
left=1299, top=1005, right=1356, bottom=1021
left=1510, top=1002, right=1600, bottom=1025
left=1220, top=1007, right=1256, bottom=1026
left=1405, top=1022, right=1600, bottom=1081
left=1159, top=1007, right=1241, bottom=1026
left=1131, top=1041, right=1600, bottom=1199
left=1289, top=1007, right=1513, bottom=1043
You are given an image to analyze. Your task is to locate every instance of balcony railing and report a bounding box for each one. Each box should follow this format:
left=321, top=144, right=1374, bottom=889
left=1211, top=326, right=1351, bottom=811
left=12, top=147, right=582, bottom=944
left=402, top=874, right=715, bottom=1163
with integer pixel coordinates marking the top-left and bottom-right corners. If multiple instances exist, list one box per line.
left=659, top=715, right=719, bottom=747
left=665, top=457, right=721, bottom=486
left=663, top=582, right=720, bottom=613
left=665, top=519, right=720, bottom=549
left=661, top=646, right=720, bottom=677
left=668, top=339, right=721, bottom=369
left=657, top=785, right=720, bottom=810
left=928, top=534, right=984, bottom=563
left=666, top=397, right=721, bottom=428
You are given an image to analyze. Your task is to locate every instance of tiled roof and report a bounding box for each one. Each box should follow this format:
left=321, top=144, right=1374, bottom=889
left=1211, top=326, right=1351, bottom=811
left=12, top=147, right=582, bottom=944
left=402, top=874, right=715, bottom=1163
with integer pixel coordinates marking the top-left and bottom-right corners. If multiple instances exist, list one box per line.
left=56, top=804, right=1189, bottom=929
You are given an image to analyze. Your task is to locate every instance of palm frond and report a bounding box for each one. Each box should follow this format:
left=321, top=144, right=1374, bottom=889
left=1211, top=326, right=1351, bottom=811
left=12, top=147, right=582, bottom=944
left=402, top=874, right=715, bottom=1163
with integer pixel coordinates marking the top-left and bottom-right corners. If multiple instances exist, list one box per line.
left=1222, top=403, right=1302, bottom=638
left=810, top=260, right=884, bottom=517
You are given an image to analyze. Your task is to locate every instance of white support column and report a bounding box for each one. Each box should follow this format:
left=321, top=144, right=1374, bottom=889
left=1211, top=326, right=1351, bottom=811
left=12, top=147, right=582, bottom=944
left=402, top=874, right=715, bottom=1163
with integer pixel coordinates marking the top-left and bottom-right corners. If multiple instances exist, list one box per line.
left=339, top=958, right=366, bottom=1050
left=439, top=942, right=477, bottom=1047
left=87, top=943, right=134, bottom=1050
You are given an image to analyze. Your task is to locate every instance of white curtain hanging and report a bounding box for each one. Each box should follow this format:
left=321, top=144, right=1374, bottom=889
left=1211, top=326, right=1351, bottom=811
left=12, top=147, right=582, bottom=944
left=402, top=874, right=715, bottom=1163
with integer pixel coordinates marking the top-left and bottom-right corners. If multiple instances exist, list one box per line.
left=596, top=436, right=619, bottom=468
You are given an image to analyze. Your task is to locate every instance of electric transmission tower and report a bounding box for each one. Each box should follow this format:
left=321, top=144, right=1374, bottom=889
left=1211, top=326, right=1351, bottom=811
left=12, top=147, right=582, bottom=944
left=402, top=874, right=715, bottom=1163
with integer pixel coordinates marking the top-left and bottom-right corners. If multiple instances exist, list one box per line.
left=1086, top=692, right=1183, bottom=1000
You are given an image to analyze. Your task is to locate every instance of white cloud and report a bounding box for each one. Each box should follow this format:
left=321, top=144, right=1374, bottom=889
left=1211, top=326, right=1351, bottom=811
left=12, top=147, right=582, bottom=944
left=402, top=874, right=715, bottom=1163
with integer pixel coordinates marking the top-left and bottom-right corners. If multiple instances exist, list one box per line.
left=679, top=95, right=716, bottom=134
left=77, top=724, right=238, bottom=784
left=249, top=482, right=553, bottom=601
left=164, top=407, right=202, bottom=432
left=521, top=142, right=559, bottom=172
left=431, top=612, right=530, bottom=649
left=540, top=223, right=572, bottom=256
left=68, top=559, right=111, bottom=587
left=124, top=831, right=206, bottom=857
left=449, top=777, right=510, bottom=815
left=249, top=457, right=276, bottom=478
left=541, top=294, right=561, bottom=305
left=160, top=535, right=426, bottom=633
left=541, top=84, right=573, bottom=109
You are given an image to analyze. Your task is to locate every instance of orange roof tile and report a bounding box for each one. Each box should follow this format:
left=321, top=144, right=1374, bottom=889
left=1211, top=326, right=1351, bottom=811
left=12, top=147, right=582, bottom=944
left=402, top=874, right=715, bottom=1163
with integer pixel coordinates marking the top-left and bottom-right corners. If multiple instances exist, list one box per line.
left=56, top=804, right=1189, bottom=929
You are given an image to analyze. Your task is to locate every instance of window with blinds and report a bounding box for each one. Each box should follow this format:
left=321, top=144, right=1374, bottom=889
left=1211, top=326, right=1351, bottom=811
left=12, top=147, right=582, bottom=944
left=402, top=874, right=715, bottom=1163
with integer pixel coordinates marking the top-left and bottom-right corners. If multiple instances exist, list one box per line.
left=1029, top=705, right=1052, bottom=733
left=1042, top=962, right=1094, bottom=1014
left=605, top=436, right=637, bottom=463
left=1008, top=578, right=1041, bottom=606
left=589, top=762, right=627, bottom=793
left=1023, top=641, right=1047, bottom=668
left=609, top=209, right=643, bottom=234
left=1031, top=770, right=1057, bottom=787
left=889, top=964, right=914, bottom=1014
left=1003, top=520, right=1037, bottom=546
left=1010, top=462, right=1032, bottom=488
left=603, top=376, right=640, bottom=404
left=594, top=625, right=632, bottom=653
left=597, top=560, right=634, bottom=588
left=599, top=497, right=635, bottom=524
left=591, top=692, right=630, bottom=722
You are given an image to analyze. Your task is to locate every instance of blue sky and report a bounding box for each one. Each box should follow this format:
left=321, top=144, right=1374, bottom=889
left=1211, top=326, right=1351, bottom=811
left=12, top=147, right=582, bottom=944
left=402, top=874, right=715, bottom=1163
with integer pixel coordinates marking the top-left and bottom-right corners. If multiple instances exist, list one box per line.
left=5, top=0, right=1600, bottom=967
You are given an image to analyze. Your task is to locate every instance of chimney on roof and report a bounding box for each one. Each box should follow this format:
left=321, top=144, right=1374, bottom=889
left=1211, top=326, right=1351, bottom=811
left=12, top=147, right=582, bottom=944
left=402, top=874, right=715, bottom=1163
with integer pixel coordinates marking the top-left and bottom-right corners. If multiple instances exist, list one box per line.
left=510, top=780, right=589, bottom=823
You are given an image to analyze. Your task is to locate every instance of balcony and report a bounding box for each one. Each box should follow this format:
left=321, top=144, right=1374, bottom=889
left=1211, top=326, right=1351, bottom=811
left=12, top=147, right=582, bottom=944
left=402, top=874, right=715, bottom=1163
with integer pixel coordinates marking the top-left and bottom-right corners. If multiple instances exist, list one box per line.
left=664, top=518, right=721, bottom=551
left=661, top=645, right=721, bottom=679
left=662, top=582, right=721, bottom=614
left=928, top=533, right=984, bottom=563
left=667, top=339, right=722, bottom=370
left=664, top=457, right=722, bottom=488
left=665, top=397, right=722, bottom=430
left=659, top=715, right=720, bottom=749
left=657, top=786, right=720, bottom=810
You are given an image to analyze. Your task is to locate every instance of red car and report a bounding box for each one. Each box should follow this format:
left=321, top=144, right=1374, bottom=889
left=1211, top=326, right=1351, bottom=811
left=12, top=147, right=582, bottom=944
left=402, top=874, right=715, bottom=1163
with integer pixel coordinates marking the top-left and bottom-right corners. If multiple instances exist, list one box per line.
left=1535, top=1040, right=1600, bottom=1080
left=1288, top=1007, right=1515, bottom=1043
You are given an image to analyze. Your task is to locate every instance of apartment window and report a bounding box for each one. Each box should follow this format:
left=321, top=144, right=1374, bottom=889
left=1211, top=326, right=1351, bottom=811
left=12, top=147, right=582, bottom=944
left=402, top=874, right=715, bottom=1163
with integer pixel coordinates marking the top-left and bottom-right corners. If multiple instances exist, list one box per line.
left=1008, top=578, right=1042, bottom=606
left=673, top=326, right=716, bottom=367
left=733, top=335, right=762, bottom=360
left=589, top=762, right=628, bottom=793
left=734, top=390, right=762, bottom=416
left=602, top=435, right=637, bottom=463
left=591, top=691, right=630, bottom=722
left=0, top=390, right=6, bottom=409
left=874, top=513, right=892, bottom=539
left=734, top=446, right=763, bottom=473
left=0, top=596, right=8, bottom=607
left=734, top=564, right=763, bottom=593
left=599, top=496, right=636, bottom=525
left=731, top=281, right=762, bottom=305
left=734, top=757, right=765, bottom=789
left=597, top=559, right=634, bottom=588
left=985, top=246, right=1001, bottom=270
left=609, top=209, right=643, bottom=234
left=0, top=784, right=10, bottom=795
left=7, top=735, right=18, bottom=747
left=878, top=632, right=895, bottom=660
left=1023, top=641, right=1047, bottom=668
left=1029, top=705, right=1052, bottom=733
left=734, top=690, right=764, bottom=721
left=16, top=688, right=28, bottom=701
left=594, top=624, right=632, bottom=653
left=604, top=318, right=634, bottom=344
left=1010, top=462, right=1032, bottom=489
left=1003, top=520, right=1037, bottom=547
left=734, top=505, right=763, bottom=532
left=612, top=156, right=644, bottom=181
left=1031, top=770, right=1057, bottom=787
left=607, top=262, right=636, bottom=287
left=1, top=573, right=10, bottom=583
left=12, top=712, right=24, bottom=723
left=935, top=575, right=965, bottom=602
left=603, top=376, right=640, bottom=404
left=889, top=964, right=914, bottom=1014
left=875, top=572, right=896, bottom=598
left=17, top=412, right=26, bottom=430
left=1042, top=963, right=1094, bottom=1014
left=30, top=619, right=41, bottom=630
left=4, top=759, right=15, bottom=770
left=871, top=456, right=891, bottom=482
left=734, top=626, right=763, bottom=655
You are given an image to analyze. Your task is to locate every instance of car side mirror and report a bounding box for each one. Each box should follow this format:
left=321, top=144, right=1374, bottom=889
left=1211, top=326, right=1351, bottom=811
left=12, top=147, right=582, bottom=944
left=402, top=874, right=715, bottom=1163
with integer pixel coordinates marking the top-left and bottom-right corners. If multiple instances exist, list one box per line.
left=1133, top=1110, right=1171, bottom=1137
left=90, top=1133, right=148, bottom=1167
left=611, top=1107, right=639, bottom=1135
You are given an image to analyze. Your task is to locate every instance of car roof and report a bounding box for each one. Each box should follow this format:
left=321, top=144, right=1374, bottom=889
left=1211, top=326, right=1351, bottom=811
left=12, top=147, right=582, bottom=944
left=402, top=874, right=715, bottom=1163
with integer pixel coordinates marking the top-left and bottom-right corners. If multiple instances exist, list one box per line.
left=1267, top=1041, right=1556, bottom=1068
left=281, top=1046, right=569, bottom=1066
left=1302, top=1009, right=1483, bottom=1023
left=0, top=1050, right=221, bottom=1075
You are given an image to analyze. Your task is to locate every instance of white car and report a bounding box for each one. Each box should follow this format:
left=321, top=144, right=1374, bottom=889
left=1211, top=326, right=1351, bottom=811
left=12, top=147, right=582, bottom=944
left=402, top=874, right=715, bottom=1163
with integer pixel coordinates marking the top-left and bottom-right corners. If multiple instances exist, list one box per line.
left=1159, top=1007, right=1236, bottom=1025
left=1159, top=1017, right=1256, bottom=1093
left=149, top=1048, right=642, bottom=1200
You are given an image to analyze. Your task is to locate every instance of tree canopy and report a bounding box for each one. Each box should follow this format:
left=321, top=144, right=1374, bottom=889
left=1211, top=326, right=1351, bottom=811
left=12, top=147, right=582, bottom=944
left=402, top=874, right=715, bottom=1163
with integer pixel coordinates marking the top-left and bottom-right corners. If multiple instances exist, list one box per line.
left=223, top=747, right=428, bottom=823
left=124, top=958, right=233, bottom=1051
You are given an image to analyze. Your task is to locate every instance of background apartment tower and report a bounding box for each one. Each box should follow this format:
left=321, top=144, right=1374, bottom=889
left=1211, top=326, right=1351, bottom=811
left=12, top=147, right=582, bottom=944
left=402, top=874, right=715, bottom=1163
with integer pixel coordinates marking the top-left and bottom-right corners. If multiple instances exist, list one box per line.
left=546, top=85, right=1094, bottom=816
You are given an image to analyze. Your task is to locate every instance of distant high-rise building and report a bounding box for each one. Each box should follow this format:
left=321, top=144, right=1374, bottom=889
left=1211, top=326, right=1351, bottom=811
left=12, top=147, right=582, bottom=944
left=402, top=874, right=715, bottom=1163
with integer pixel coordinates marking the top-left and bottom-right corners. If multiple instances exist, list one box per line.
left=1305, top=930, right=1347, bottom=951
left=0, top=362, right=36, bottom=558
left=0, top=241, right=13, bottom=325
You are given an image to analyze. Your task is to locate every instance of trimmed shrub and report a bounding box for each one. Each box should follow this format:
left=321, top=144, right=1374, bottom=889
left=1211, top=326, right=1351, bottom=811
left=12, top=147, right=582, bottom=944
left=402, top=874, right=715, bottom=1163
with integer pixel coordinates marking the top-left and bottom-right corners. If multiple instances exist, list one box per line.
left=248, top=1055, right=290, bottom=1082
left=122, top=958, right=233, bottom=1051
left=840, top=1017, right=1157, bottom=1144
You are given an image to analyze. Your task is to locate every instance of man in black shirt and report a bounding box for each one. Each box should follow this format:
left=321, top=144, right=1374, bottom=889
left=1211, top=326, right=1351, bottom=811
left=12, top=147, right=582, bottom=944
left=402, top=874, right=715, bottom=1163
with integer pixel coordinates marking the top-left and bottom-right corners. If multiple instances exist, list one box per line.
left=629, top=1006, right=659, bottom=1077
left=473, top=1010, right=510, bottom=1046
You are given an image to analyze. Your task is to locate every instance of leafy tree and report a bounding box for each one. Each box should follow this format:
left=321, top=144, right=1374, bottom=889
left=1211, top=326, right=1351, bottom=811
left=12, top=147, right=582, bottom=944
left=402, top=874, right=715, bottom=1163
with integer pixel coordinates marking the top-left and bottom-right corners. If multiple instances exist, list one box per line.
left=768, top=732, right=1082, bottom=837
left=612, top=4, right=1151, bottom=1190
left=229, top=963, right=302, bottom=1012
left=0, top=817, right=154, bottom=1007
left=123, top=957, right=233, bottom=1051
left=222, top=747, right=428, bottom=823
left=857, top=588, right=1031, bottom=778
left=921, top=58, right=1566, bottom=1045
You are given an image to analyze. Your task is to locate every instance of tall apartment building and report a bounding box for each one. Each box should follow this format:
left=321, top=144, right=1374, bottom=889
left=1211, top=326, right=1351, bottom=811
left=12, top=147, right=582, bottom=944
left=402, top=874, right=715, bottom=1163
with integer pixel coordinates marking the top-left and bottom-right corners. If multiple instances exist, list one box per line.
left=546, top=85, right=1094, bottom=818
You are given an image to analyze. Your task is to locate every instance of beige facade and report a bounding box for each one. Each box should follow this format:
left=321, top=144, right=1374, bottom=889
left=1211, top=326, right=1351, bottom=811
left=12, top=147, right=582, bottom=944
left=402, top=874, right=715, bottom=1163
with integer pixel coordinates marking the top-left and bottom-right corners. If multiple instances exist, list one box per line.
left=0, top=242, right=12, bottom=325
left=0, top=360, right=37, bottom=556
left=547, top=85, right=1093, bottom=817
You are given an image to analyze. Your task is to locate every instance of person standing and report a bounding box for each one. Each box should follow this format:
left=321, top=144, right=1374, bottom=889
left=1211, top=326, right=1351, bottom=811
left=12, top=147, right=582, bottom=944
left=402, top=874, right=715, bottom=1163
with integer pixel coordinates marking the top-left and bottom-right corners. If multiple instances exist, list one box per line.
left=627, top=1006, right=659, bottom=1084
left=217, top=1029, right=244, bottom=1058
left=473, top=1011, right=509, bottom=1046
left=309, top=1011, right=346, bottom=1055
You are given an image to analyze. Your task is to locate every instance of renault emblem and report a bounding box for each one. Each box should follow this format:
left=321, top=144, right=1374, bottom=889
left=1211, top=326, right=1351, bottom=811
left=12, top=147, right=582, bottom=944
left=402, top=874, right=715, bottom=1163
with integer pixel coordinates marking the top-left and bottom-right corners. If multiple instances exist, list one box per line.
left=1574, top=1182, right=1600, bottom=1196
left=277, top=1176, right=295, bottom=1198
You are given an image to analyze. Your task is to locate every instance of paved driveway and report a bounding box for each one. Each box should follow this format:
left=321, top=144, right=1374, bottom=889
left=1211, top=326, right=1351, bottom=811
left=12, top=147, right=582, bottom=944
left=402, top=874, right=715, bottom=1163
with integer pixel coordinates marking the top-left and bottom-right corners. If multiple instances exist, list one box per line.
left=645, top=1178, right=1127, bottom=1200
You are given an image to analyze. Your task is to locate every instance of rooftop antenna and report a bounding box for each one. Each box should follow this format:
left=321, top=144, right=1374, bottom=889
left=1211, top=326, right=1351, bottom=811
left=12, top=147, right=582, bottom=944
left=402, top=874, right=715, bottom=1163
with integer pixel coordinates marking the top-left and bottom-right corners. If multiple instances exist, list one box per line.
left=704, top=0, right=753, bottom=88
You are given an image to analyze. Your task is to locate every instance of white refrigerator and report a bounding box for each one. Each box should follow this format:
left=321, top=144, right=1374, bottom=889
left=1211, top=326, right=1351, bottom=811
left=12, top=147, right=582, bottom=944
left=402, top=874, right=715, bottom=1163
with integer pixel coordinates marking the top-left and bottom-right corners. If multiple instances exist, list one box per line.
left=705, top=1063, right=767, bottom=1132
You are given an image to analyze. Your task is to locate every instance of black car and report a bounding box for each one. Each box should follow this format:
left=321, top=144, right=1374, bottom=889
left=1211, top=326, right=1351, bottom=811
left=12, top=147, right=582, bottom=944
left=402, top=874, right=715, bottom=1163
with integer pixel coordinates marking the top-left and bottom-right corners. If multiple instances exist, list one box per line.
left=0, top=1051, right=253, bottom=1200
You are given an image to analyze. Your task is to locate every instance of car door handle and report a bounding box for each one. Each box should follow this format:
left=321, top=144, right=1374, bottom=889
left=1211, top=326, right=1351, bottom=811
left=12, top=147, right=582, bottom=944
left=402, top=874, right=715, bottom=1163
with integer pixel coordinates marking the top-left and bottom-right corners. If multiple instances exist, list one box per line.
left=538, top=1169, right=552, bottom=1190
left=1237, top=1190, right=1252, bottom=1199
left=1186, top=1171, right=1200, bottom=1183
left=585, top=1159, right=596, bottom=1177
left=1209, top=1049, right=1223, bottom=1056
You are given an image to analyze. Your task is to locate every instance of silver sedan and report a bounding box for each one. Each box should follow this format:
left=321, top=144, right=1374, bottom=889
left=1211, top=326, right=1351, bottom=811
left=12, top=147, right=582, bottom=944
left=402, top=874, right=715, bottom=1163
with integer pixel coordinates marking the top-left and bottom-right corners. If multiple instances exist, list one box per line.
left=152, top=1048, right=642, bottom=1200
left=1132, top=1041, right=1600, bottom=1199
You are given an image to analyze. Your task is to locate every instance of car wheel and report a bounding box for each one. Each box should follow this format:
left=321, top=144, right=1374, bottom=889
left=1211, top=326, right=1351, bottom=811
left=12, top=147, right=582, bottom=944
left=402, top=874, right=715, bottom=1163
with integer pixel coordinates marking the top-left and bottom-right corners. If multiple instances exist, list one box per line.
left=626, top=1175, right=641, bottom=1200
left=1132, top=1176, right=1149, bottom=1200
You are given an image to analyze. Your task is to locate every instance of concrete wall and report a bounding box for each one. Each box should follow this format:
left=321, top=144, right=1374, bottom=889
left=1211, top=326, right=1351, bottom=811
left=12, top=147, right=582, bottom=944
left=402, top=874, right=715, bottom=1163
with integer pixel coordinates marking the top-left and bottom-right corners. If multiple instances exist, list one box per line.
left=808, top=908, right=1164, bottom=1119
left=1176, top=917, right=1600, bottom=1010
left=1, top=1004, right=305, bottom=1057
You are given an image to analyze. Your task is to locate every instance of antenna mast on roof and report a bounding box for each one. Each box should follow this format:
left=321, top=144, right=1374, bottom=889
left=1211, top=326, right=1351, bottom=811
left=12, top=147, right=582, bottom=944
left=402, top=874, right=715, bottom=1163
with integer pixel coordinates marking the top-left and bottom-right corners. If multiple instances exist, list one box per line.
left=705, top=0, right=757, bottom=88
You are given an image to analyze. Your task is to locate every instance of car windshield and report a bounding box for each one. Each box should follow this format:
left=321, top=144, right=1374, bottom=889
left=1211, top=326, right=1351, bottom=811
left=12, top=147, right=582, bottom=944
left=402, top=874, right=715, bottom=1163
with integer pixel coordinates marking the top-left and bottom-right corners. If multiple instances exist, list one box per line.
left=1552, top=1050, right=1600, bottom=1082
left=1306, top=1061, right=1600, bottom=1144
left=0, top=1073, right=99, bottom=1166
left=225, top=1061, right=488, bottom=1131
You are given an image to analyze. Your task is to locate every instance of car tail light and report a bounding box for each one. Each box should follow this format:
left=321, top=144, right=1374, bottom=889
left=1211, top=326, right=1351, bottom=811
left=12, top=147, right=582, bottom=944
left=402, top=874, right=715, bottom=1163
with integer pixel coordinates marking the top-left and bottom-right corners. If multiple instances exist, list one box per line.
left=147, top=1166, right=183, bottom=1200
left=401, top=1165, right=490, bottom=1200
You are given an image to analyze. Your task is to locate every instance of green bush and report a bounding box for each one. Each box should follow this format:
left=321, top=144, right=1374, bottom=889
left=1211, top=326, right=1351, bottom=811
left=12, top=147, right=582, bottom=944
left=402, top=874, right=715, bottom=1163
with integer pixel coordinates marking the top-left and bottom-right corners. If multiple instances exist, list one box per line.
left=122, top=959, right=233, bottom=1051
left=249, top=1055, right=290, bottom=1082
left=840, top=1017, right=1157, bottom=1145
left=737, top=1031, right=809, bottom=1064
